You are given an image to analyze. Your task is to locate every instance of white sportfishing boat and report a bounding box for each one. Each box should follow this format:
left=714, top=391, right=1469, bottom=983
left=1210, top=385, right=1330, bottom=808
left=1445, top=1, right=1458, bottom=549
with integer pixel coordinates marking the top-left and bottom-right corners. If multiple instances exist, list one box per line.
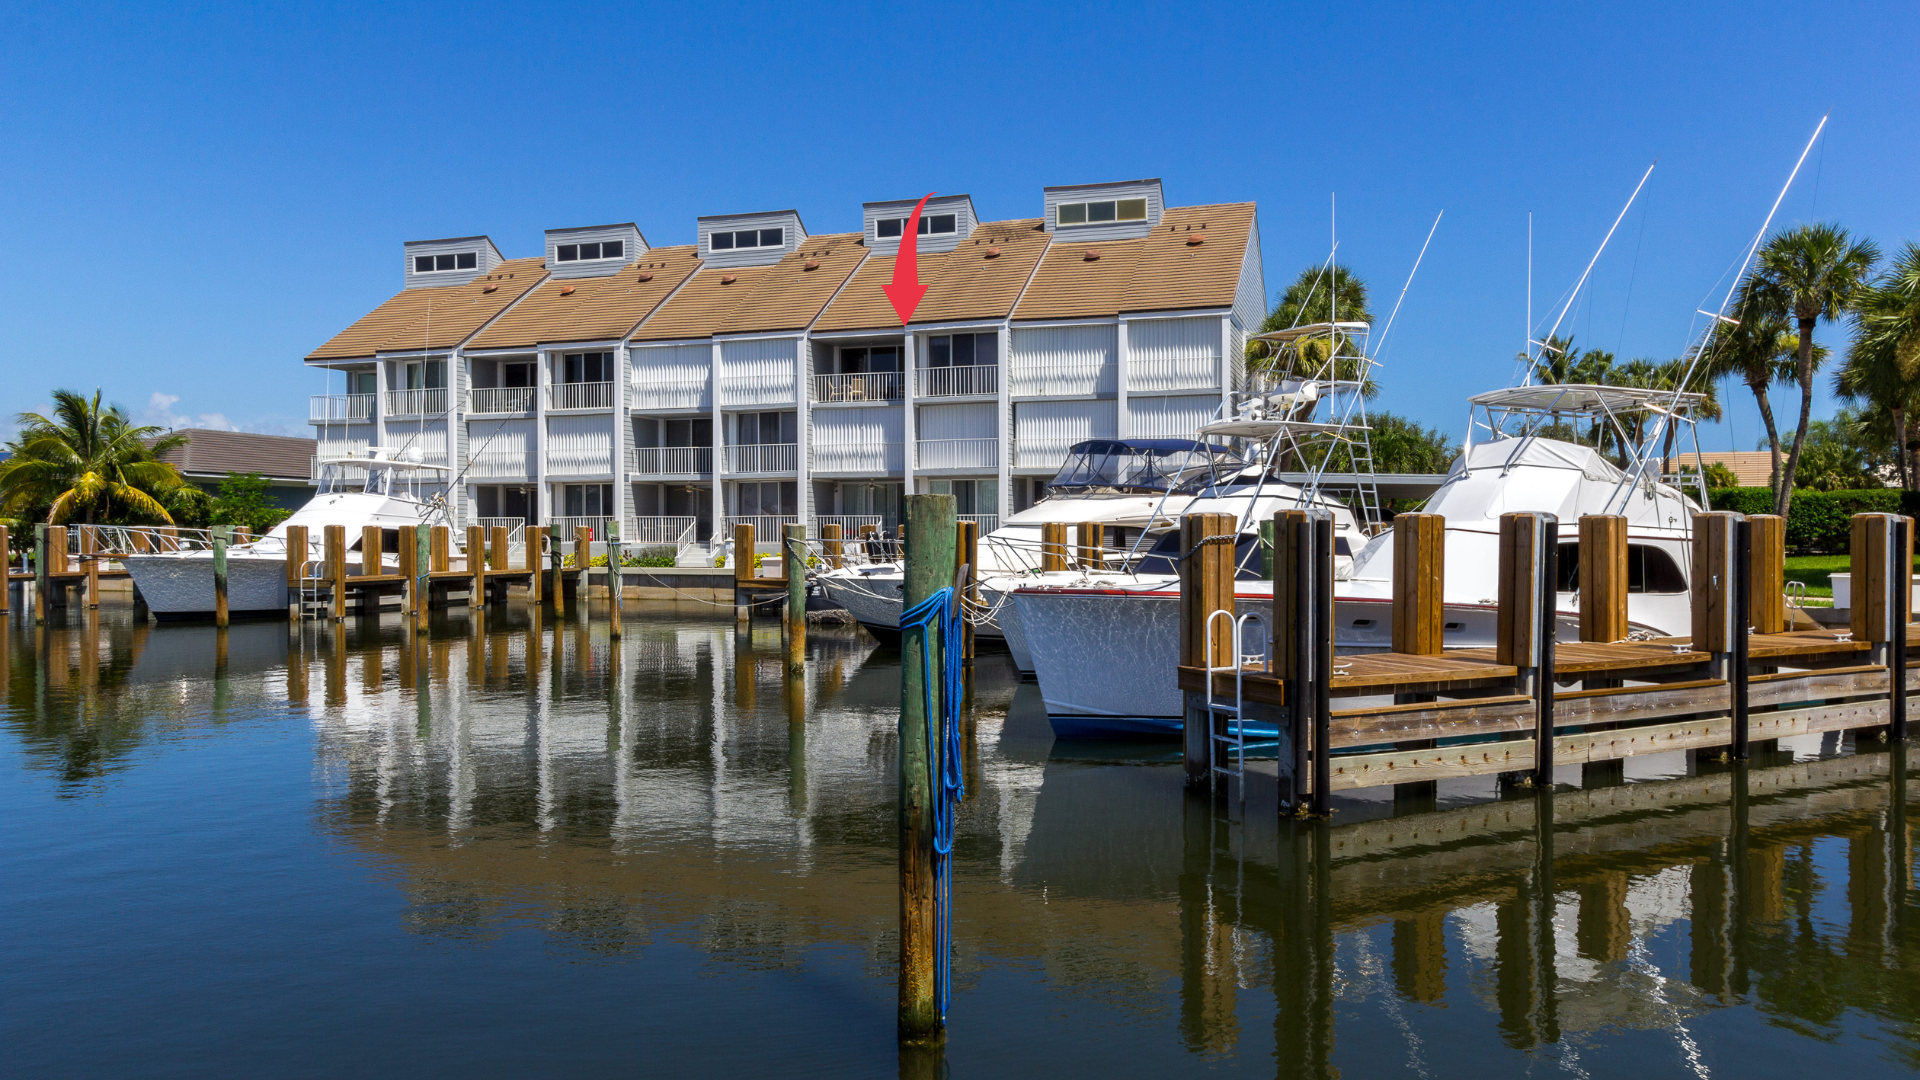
left=813, top=438, right=1243, bottom=644
left=123, top=448, right=455, bottom=618
left=1012, top=383, right=1711, bottom=737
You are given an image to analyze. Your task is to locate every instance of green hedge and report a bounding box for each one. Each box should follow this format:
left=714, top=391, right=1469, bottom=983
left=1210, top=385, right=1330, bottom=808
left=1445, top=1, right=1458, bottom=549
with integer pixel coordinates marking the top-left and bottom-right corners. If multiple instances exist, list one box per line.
left=1706, top=487, right=1920, bottom=553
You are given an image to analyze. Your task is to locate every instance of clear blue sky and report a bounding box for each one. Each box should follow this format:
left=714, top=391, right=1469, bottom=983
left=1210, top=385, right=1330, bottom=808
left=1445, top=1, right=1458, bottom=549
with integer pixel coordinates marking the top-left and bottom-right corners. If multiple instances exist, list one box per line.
left=2, top=2, right=1914, bottom=451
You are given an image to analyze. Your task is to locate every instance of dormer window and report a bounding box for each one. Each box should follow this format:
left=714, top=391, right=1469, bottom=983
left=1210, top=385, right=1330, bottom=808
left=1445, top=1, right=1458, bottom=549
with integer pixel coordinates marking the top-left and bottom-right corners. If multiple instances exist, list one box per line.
left=1057, top=198, right=1148, bottom=226
left=415, top=252, right=479, bottom=272
left=876, top=214, right=957, bottom=239
left=710, top=227, right=784, bottom=251
left=557, top=240, right=623, bottom=262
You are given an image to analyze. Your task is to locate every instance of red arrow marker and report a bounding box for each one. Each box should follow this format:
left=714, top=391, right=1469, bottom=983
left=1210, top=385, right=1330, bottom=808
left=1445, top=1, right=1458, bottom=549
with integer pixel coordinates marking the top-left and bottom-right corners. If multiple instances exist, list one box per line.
left=882, top=192, right=935, bottom=325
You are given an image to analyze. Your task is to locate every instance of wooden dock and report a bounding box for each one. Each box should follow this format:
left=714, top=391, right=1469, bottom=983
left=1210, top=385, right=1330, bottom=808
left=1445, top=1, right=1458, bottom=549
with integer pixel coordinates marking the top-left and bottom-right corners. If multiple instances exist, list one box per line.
left=1178, top=508, right=1915, bottom=813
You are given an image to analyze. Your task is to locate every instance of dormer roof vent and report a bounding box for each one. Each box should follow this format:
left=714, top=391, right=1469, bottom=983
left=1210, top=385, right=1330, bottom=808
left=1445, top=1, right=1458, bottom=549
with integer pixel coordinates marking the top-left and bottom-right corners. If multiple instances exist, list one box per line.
left=402, top=235, right=503, bottom=289
left=698, top=210, right=807, bottom=269
left=544, top=223, right=647, bottom=280
left=1043, top=178, right=1164, bottom=240
left=861, top=194, right=977, bottom=256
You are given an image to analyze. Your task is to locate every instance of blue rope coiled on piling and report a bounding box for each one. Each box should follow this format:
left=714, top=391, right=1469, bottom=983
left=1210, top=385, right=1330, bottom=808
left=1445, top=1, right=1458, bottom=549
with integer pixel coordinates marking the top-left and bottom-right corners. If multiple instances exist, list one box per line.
left=899, top=583, right=966, bottom=1020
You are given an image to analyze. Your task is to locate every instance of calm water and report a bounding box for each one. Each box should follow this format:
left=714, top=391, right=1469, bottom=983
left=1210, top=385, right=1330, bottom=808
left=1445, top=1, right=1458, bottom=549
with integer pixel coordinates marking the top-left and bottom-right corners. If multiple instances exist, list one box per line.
left=3, top=601, right=1918, bottom=1078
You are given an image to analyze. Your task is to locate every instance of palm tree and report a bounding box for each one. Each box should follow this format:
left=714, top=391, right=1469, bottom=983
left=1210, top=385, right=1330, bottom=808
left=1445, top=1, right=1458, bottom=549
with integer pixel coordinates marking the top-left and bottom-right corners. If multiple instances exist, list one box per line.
left=1252, top=265, right=1374, bottom=384
left=1749, top=223, right=1881, bottom=514
left=0, top=389, right=187, bottom=525
left=1842, top=241, right=1920, bottom=488
left=1695, top=284, right=1803, bottom=493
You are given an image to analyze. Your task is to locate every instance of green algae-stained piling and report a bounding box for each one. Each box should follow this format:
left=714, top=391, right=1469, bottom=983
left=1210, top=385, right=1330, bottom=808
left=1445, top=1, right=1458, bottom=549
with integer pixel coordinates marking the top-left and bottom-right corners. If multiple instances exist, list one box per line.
left=899, top=493, right=953, bottom=1041
left=212, top=525, right=230, bottom=628
left=605, top=520, right=623, bottom=639
left=785, top=522, right=807, bottom=676
left=34, top=523, right=47, bottom=623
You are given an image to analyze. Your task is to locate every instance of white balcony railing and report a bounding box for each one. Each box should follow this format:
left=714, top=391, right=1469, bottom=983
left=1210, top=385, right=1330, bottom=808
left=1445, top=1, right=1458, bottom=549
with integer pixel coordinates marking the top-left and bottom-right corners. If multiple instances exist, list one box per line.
left=812, top=371, right=903, bottom=403
left=724, top=516, right=800, bottom=549
left=1011, top=439, right=1074, bottom=470
left=723, top=443, right=798, bottom=474
left=630, top=375, right=710, bottom=410
left=553, top=516, right=615, bottom=542
left=811, top=515, right=884, bottom=538
left=1009, top=361, right=1115, bottom=398
left=466, top=451, right=535, bottom=479
left=811, top=441, right=905, bottom=476
left=628, top=446, right=713, bottom=477
left=549, top=381, right=616, bottom=410
left=959, top=513, right=1000, bottom=535
left=624, top=516, right=699, bottom=548
left=1128, top=355, right=1219, bottom=393
left=916, top=438, right=998, bottom=470
left=916, top=365, right=997, bottom=399
left=468, top=387, right=536, bottom=414
left=384, top=387, right=448, bottom=417
left=310, top=394, right=375, bottom=423
left=474, top=518, right=527, bottom=547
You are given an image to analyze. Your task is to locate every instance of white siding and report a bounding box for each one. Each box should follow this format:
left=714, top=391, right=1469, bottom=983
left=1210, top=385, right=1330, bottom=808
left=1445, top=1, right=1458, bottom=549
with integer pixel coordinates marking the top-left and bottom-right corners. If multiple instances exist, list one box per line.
left=697, top=211, right=806, bottom=268
left=1127, top=394, right=1219, bottom=438
left=1012, top=400, right=1117, bottom=471
left=719, top=337, right=798, bottom=407
left=862, top=194, right=977, bottom=256
left=402, top=236, right=502, bottom=290
left=316, top=434, right=372, bottom=459
left=1009, top=324, right=1117, bottom=397
left=545, top=414, right=615, bottom=477
left=1126, top=316, right=1220, bottom=393
left=544, top=223, right=646, bottom=279
left=388, top=419, right=450, bottom=466
left=812, top=407, right=905, bottom=475
left=1043, top=179, right=1164, bottom=241
left=632, top=344, right=712, bottom=410
left=917, top=401, right=996, bottom=440
left=465, top=417, right=536, bottom=479
left=1232, top=218, right=1265, bottom=340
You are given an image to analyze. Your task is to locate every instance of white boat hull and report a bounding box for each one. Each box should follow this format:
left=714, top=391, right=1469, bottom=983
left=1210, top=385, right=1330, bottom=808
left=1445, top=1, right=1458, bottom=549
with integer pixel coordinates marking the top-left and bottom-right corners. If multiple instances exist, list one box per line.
left=123, top=552, right=293, bottom=616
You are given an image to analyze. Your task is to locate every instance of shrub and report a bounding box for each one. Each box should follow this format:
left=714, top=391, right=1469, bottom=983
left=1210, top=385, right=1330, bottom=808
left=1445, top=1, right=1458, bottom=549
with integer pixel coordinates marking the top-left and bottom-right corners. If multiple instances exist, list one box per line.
left=1707, top=487, right=1920, bottom=553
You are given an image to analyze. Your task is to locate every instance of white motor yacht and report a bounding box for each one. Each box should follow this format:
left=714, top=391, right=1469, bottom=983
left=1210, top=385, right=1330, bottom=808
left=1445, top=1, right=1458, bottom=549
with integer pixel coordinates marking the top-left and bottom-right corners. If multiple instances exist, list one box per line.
left=123, top=448, right=457, bottom=618
left=1012, top=385, right=1709, bottom=737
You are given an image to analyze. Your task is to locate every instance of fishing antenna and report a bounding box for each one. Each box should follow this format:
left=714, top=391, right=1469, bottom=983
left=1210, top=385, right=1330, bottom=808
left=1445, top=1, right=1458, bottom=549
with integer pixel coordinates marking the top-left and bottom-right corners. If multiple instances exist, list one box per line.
left=1523, top=160, right=1657, bottom=384
left=1372, top=210, right=1443, bottom=359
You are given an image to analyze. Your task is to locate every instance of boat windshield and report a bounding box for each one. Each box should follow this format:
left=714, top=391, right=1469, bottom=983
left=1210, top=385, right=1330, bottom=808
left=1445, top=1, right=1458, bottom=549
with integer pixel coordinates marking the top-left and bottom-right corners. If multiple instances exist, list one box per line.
left=364, top=467, right=393, bottom=497
left=1047, top=440, right=1241, bottom=495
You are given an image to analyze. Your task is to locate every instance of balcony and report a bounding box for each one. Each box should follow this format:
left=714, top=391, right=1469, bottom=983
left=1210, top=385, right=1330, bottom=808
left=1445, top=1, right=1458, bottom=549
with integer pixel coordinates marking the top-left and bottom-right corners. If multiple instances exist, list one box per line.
left=385, top=388, right=448, bottom=418
left=812, top=371, right=902, bottom=404
left=1011, top=439, right=1077, bottom=471
left=630, top=374, right=709, bottom=411
left=310, top=394, right=375, bottom=423
left=468, top=387, right=536, bottom=414
left=723, top=443, right=798, bottom=475
left=1009, top=361, right=1115, bottom=398
left=552, top=516, right=615, bottom=542
left=915, top=365, right=997, bottom=399
left=549, top=381, right=617, bottom=411
left=719, top=373, right=797, bottom=409
left=466, top=451, right=535, bottom=480
left=959, top=513, right=1000, bottom=534
left=473, top=518, right=527, bottom=547
left=811, top=441, right=904, bottom=476
left=811, top=514, right=885, bottom=538
left=916, top=438, right=998, bottom=470
left=624, top=515, right=699, bottom=548
left=724, top=516, right=799, bottom=549
left=1128, top=354, right=1219, bottom=393
left=628, top=446, right=713, bottom=478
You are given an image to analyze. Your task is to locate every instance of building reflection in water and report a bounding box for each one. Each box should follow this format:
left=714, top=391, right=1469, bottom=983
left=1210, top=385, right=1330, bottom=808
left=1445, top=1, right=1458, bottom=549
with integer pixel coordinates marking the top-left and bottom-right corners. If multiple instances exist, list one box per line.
left=4, top=605, right=1919, bottom=1072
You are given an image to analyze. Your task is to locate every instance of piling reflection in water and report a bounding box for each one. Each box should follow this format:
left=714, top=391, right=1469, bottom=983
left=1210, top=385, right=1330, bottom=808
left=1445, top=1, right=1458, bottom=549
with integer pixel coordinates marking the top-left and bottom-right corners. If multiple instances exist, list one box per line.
left=5, top=604, right=1920, bottom=1074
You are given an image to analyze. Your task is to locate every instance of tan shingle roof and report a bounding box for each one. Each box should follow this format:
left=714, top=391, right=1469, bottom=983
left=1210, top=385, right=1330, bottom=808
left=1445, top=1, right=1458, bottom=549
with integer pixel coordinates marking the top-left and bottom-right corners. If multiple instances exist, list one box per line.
left=1119, top=203, right=1255, bottom=314
left=467, top=247, right=699, bottom=350
left=717, top=233, right=867, bottom=335
left=628, top=263, right=781, bottom=342
left=1013, top=203, right=1255, bottom=320
left=814, top=218, right=1049, bottom=332
left=307, top=258, right=548, bottom=360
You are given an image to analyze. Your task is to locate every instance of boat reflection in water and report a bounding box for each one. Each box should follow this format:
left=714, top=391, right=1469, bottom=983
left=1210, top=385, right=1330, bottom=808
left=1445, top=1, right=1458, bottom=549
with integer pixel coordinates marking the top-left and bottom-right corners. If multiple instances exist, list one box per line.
left=6, top=606, right=1920, bottom=1076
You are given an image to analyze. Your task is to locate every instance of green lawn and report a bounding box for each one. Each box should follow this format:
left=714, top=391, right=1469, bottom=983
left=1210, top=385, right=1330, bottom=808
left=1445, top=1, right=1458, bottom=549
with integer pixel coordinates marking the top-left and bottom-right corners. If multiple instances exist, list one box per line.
left=1781, top=554, right=1920, bottom=603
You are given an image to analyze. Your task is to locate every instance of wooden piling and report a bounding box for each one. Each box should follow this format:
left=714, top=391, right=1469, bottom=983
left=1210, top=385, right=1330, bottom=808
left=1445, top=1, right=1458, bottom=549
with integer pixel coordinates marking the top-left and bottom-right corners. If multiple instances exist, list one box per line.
left=955, top=520, right=979, bottom=662
left=785, top=523, right=807, bottom=676
left=33, top=524, right=47, bottom=622
left=48, top=525, right=67, bottom=577
left=605, top=520, right=622, bottom=637
left=734, top=523, right=755, bottom=623
left=549, top=528, right=566, bottom=616
left=430, top=526, right=450, bottom=572
left=1310, top=513, right=1335, bottom=814
left=823, top=522, right=844, bottom=569
left=285, top=524, right=308, bottom=609
left=1747, top=514, right=1787, bottom=634
left=899, top=493, right=955, bottom=1040
left=398, top=524, right=418, bottom=614
left=324, top=525, right=347, bottom=621
left=1041, top=521, right=1070, bottom=573
left=1851, top=512, right=1910, bottom=742
left=1178, top=512, right=1236, bottom=789
left=362, top=524, right=383, bottom=578
left=526, top=526, right=545, bottom=605
left=1076, top=522, right=1104, bottom=572
left=212, top=524, right=230, bottom=628
left=1273, top=509, right=1312, bottom=810
left=1692, top=511, right=1744, bottom=754
left=1498, top=512, right=1558, bottom=786
left=466, top=526, right=486, bottom=612
left=0, top=524, right=9, bottom=614
left=412, top=525, right=431, bottom=635
left=1391, top=513, right=1445, bottom=655
left=82, top=527, right=99, bottom=609
left=1577, top=515, right=1628, bottom=644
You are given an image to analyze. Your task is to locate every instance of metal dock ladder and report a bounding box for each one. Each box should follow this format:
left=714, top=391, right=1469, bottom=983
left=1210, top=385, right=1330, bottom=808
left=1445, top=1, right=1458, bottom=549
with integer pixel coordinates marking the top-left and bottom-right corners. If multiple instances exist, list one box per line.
left=1202, top=609, right=1269, bottom=802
